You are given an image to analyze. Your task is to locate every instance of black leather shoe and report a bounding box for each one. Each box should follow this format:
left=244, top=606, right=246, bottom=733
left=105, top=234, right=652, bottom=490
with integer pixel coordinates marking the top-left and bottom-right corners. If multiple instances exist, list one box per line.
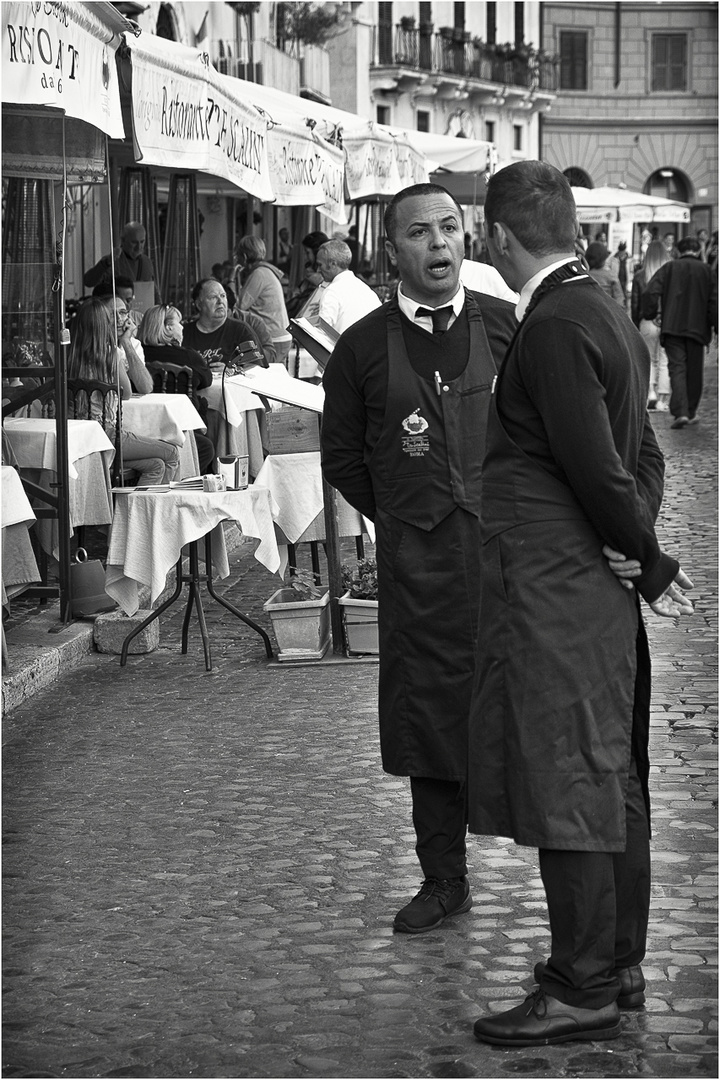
left=473, top=989, right=621, bottom=1047
left=533, top=960, right=645, bottom=1009
left=393, top=876, right=471, bottom=934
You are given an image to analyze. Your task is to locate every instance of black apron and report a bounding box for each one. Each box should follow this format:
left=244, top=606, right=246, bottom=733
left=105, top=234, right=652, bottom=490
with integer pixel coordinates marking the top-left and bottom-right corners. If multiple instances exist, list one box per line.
left=467, top=335, right=652, bottom=852
left=372, top=294, right=497, bottom=780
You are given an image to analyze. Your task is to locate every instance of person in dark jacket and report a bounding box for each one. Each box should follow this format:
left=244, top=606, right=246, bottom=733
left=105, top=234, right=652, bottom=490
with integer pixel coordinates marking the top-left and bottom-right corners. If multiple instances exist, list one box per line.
left=469, top=161, right=693, bottom=1049
left=321, top=184, right=517, bottom=937
left=642, top=236, right=717, bottom=428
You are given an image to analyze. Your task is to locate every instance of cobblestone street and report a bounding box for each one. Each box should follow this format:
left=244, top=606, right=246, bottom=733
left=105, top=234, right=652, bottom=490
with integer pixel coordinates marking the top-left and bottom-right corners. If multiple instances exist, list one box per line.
left=2, top=365, right=717, bottom=1080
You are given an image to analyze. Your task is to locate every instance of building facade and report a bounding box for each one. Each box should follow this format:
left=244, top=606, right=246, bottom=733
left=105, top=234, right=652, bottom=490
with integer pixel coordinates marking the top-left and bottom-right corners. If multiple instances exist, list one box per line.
left=326, top=1, right=556, bottom=177
left=540, top=1, right=718, bottom=239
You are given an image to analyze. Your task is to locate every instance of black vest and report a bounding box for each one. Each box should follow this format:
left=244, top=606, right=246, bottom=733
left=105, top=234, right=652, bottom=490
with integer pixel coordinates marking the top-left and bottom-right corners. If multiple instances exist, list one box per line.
left=369, top=291, right=497, bottom=531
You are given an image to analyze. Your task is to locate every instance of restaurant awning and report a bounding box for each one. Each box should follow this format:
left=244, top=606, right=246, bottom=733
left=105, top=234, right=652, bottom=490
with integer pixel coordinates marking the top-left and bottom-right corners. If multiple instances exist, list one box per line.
left=124, top=31, right=348, bottom=220
left=1, top=1, right=126, bottom=139
left=572, top=186, right=691, bottom=224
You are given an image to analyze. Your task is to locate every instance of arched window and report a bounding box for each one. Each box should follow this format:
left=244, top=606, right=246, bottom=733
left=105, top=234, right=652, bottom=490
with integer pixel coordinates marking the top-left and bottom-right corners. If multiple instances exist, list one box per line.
left=563, top=167, right=592, bottom=189
left=644, top=169, right=690, bottom=203
left=156, top=4, right=178, bottom=41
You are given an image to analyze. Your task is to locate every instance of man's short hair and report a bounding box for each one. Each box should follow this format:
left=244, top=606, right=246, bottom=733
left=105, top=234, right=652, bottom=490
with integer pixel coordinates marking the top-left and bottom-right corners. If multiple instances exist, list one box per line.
left=192, top=277, right=223, bottom=307
left=318, top=239, right=352, bottom=271
left=237, top=235, right=266, bottom=263
left=677, top=237, right=701, bottom=255
left=484, top=161, right=578, bottom=256
left=92, top=275, right=135, bottom=298
left=121, top=221, right=145, bottom=241
left=384, top=183, right=463, bottom=245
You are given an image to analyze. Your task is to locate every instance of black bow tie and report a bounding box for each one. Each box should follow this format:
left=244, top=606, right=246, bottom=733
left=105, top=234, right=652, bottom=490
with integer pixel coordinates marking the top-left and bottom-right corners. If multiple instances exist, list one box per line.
left=415, top=306, right=453, bottom=333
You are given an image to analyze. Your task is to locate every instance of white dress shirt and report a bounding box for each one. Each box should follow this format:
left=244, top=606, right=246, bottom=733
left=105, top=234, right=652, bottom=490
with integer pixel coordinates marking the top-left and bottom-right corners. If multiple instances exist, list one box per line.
left=396, top=282, right=466, bottom=332
left=516, top=257, right=577, bottom=321
left=459, top=259, right=519, bottom=304
left=317, top=269, right=382, bottom=334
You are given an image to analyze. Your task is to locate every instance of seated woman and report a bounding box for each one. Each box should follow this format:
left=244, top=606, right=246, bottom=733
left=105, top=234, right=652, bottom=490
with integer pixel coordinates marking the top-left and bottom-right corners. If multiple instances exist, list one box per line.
left=68, top=298, right=179, bottom=486
left=137, top=305, right=216, bottom=475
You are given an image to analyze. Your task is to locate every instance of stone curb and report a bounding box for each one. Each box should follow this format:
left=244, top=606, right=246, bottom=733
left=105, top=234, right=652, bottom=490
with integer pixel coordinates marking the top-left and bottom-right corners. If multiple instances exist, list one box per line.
left=1, top=522, right=245, bottom=715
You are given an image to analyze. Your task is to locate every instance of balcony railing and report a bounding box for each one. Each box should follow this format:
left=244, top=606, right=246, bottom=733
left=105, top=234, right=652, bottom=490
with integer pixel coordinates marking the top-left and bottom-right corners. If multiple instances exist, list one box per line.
left=299, top=43, right=330, bottom=101
left=375, top=26, right=559, bottom=93
left=213, top=39, right=300, bottom=96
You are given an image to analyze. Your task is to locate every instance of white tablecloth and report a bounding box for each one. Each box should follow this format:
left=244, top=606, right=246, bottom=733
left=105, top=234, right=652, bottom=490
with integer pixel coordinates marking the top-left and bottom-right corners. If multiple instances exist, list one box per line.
left=105, top=486, right=282, bottom=615
left=2, top=465, right=36, bottom=528
left=2, top=466, right=40, bottom=602
left=122, top=394, right=206, bottom=446
left=201, top=375, right=265, bottom=428
left=3, top=418, right=114, bottom=478
left=3, top=420, right=114, bottom=557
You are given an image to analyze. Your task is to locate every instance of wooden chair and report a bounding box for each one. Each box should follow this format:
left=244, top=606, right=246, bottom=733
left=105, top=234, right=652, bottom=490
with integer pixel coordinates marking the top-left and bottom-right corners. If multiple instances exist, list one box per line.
left=145, top=361, right=209, bottom=424
left=67, top=378, right=134, bottom=488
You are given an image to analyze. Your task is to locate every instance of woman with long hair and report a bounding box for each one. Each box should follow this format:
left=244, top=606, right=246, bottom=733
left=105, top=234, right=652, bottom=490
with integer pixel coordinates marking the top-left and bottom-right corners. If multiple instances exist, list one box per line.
left=68, top=298, right=179, bottom=485
left=137, top=304, right=216, bottom=474
left=631, top=240, right=672, bottom=410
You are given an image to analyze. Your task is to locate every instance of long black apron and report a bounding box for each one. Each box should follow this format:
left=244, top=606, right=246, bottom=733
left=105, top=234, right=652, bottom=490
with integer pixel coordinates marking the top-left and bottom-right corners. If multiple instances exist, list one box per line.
left=467, top=379, right=651, bottom=852
left=370, top=297, right=497, bottom=781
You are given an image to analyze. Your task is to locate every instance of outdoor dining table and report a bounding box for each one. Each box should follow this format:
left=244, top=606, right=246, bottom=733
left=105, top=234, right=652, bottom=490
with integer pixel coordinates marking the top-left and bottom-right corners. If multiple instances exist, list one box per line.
left=1, top=464, right=41, bottom=603
left=198, top=374, right=265, bottom=476
left=2, top=418, right=114, bottom=558
left=105, top=485, right=283, bottom=670
left=253, top=451, right=374, bottom=577
left=122, top=394, right=206, bottom=478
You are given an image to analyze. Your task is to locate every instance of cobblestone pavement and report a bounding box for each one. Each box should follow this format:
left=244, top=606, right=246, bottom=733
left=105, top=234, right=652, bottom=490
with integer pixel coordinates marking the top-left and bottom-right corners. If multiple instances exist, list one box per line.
left=3, top=365, right=717, bottom=1080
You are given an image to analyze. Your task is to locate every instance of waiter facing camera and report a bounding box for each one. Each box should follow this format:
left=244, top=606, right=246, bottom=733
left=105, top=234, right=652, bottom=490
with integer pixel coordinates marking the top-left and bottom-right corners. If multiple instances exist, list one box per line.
left=321, top=183, right=516, bottom=933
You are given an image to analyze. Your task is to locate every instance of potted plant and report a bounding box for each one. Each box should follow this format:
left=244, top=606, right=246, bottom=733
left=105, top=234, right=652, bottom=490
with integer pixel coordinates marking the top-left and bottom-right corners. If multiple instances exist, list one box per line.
left=338, top=558, right=379, bottom=657
left=264, top=569, right=331, bottom=662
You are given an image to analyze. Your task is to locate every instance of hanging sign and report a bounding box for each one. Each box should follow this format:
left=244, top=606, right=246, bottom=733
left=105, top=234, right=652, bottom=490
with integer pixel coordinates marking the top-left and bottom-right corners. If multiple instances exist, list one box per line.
left=266, top=120, right=345, bottom=220
left=126, top=33, right=273, bottom=202
left=343, top=124, right=402, bottom=200
left=1, top=1, right=124, bottom=138
left=393, top=134, right=429, bottom=188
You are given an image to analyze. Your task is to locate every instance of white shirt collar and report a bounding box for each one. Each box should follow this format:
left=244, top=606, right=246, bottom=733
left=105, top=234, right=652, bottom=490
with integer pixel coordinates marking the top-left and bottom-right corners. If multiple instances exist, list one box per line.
left=397, top=282, right=465, bottom=330
left=516, top=257, right=576, bottom=321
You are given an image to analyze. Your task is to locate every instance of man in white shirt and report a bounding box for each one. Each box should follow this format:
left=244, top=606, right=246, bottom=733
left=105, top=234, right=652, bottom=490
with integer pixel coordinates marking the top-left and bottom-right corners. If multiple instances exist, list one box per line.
left=315, top=240, right=382, bottom=334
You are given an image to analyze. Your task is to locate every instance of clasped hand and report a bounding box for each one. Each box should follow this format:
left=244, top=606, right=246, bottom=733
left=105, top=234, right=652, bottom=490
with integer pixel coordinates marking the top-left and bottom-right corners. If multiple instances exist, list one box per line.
left=602, top=545, right=694, bottom=618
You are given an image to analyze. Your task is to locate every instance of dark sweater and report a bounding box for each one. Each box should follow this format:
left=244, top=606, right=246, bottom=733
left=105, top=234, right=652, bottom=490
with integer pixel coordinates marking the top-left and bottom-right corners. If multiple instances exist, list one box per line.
left=142, top=343, right=212, bottom=389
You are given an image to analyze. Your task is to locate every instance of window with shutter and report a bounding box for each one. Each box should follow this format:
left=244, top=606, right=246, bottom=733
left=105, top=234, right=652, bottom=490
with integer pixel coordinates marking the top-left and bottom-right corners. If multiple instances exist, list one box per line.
left=652, top=33, right=688, bottom=92
left=559, top=31, right=588, bottom=90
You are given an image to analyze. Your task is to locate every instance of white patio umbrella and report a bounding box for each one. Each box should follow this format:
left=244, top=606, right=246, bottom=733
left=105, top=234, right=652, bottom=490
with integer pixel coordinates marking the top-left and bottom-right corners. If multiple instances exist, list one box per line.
left=572, top=186, right=690, bottom=224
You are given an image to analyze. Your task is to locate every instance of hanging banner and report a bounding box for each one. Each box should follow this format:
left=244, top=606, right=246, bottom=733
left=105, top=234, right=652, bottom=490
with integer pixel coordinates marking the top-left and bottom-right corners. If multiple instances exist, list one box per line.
left=126, top=33, right=273, bottom=202
left=343, top=124, right=402, bottom=200
left=1, top=1, right=125, bottom=138
left=266, top=120, right=345, bottom=221
left=393, top=133, right=430, bottom=188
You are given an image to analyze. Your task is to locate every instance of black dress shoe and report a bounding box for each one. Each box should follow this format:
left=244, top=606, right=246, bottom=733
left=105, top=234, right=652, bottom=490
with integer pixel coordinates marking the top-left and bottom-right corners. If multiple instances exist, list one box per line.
left=473, top=989, right=621, bottom=1047
left=533, top=960, right=645, bottom=1009
left=393, top=876, right=471, bottom=934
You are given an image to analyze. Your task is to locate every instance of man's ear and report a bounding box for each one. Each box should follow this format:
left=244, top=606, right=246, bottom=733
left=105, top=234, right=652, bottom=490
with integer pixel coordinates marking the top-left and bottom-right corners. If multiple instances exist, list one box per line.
left=384, top=238, right=398, bottom=268
left=491, top=221, right=511, bottom=257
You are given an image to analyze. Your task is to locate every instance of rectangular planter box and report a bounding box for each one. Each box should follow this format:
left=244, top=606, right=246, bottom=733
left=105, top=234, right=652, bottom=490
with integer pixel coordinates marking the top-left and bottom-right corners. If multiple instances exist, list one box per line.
left=263, top=587, right=330, bottom=662
left=338, top=592, right=379, bottom=657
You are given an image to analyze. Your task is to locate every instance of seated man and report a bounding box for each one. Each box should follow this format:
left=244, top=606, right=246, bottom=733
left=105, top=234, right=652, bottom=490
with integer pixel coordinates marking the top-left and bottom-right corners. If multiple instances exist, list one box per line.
left=182, top=278, right=269, bottom=453
left=315, top=240, right=382, bottom=334
left=84, top=222, right=161, bottom=303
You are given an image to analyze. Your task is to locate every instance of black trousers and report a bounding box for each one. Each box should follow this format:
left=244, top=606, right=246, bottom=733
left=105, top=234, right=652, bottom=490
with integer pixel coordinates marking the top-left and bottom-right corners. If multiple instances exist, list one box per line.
left=538, top=758, right=651, bottom=1009
left=410, top=776, right=468, bottom=880
left=664, top=334, right=705, bottom=419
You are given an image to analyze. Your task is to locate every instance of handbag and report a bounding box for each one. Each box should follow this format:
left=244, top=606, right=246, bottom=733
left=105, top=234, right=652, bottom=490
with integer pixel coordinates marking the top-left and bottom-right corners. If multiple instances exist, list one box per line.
left=69, top=548, right=115, bottom=618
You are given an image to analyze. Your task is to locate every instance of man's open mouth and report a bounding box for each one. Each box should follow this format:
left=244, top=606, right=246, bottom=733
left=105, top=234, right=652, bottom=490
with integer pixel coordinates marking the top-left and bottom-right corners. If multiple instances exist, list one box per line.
left=427, top=260, right=452, bottom=275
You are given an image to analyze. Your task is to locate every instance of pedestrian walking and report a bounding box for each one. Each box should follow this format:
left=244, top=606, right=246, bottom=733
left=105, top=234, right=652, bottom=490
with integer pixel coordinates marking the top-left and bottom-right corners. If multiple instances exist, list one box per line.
left=586, top=242, right=626, bottom=306
left=631, top=240, right=672, bottom=410
left=468, top=160, right=693, bottom=1048
left=643, top=237, right=718, bottom=428
left=321, top=183, right=516, bottom=935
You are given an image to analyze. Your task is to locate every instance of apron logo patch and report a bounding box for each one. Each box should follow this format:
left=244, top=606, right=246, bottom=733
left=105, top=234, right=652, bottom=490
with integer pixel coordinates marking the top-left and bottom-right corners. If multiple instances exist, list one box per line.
left=402, top=409, right=430, bottom=456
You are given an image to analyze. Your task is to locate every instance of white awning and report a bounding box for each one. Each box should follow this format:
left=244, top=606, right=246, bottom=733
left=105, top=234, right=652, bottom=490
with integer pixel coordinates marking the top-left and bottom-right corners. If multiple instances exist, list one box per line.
left=1, top=1, right=126, bottom=138
left=572, top=186, right=690, bottom=224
